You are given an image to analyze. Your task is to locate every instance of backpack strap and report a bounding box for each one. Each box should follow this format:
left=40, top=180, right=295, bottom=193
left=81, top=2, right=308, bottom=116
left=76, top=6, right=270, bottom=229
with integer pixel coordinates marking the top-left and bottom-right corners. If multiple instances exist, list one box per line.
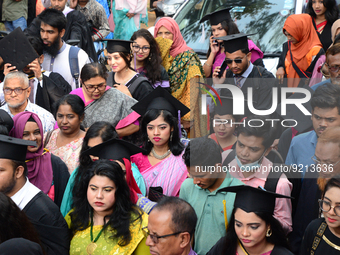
left=311, top=221, right=327, bottom=254
left=222, top=150, right=236, bottom=168
left=127, top=75, right=149, bottom=95
left=69, top=46, right=81, bottom=88
left=264, top=164, right=283, bottom=192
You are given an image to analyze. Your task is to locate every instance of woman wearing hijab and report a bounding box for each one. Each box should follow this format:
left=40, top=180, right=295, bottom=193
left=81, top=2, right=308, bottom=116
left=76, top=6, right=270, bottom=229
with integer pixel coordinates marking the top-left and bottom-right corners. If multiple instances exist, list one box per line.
left=276, top=14, right=324, bottom=87
left=154, top=17, right=205, bottom=138
left=9, top=112, right=70, bottom=208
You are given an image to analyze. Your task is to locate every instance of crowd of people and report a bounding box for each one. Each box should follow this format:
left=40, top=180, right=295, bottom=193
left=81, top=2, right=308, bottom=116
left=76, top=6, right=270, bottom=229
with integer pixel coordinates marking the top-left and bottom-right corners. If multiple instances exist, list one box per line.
left=1, top=0, right=340, bottom=255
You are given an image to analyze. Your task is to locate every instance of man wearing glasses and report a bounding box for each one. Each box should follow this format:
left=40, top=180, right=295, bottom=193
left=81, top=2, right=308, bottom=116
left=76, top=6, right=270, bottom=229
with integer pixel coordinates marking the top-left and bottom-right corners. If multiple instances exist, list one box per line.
left=0, top=72, right=55, bottom=132
left=145, top=196, right=198, bottom=255
left=289, top=126, right=340, bottom=253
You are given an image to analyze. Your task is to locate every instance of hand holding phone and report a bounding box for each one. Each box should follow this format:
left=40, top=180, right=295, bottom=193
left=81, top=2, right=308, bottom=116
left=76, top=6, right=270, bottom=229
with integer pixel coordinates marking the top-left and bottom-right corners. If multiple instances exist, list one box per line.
left=217, top=59, right=228, bottom=78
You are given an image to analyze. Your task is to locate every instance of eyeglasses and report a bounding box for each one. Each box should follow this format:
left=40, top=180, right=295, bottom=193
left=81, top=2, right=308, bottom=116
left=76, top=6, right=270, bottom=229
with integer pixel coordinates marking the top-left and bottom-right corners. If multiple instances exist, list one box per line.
left=132, top=44, right=150, bottom=53
left=3, top=87, right=29, bottom=95
left=311, top=154, right=340, bottom=167
left=325, top=63, right=340, bottom=73
left=319, top=199, right=340, bottom=217
left=142, top=227, right=182, bottom=244
left=83, top=83, right=106, bottom=93
left=225, top=55, right=247, bottom=64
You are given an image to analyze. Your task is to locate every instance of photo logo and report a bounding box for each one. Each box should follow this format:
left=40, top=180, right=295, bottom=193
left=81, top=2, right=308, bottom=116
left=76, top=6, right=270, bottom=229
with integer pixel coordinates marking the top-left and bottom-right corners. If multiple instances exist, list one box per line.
left=198, top=82, right=222, bottom=107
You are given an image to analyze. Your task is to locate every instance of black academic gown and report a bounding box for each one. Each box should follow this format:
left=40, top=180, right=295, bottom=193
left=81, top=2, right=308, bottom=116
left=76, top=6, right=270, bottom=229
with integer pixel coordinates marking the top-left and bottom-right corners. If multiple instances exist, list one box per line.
left=23, top=191, right=70, bottom=255
left=36, top=72, right=72, bottom=113
left=107, top=72, right=154, bottom=101
left=220, top=65, right=276, bottom=118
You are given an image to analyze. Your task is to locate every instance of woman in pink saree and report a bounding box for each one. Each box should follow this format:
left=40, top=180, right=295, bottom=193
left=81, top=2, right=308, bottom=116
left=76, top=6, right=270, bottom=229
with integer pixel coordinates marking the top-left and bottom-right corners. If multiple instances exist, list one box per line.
left=131, top=87, right=189, bottom=197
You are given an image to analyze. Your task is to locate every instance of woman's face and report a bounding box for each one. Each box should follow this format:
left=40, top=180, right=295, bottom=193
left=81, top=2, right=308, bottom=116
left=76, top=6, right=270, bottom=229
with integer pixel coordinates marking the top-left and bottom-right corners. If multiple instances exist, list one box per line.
left=107, top=52, right=128, bottom=73
left=132, top=37, right=151, bottom=62
left=147, top=115, right=172, bottom=147
left=156, top=26, right=174, bottom=40
left=312, top=0, right=326, bottom=17
left=284, top=30, right=299, bottom=44
left=213, top=114, right=236, bottom=140
left=234, top=208, right=268, bottom=250
left=57, top=104, right=82, bottom=135
left=87, top=175, right=116, bottom=215
left=211, top=23, right=227, bottom=43
left=88, top=136, right=103, bottom=161
left=22, top=121, right=41, bottom=153
left=322, top=187, right=340, bottom=230
left=82, top=76, right=107, bottom=100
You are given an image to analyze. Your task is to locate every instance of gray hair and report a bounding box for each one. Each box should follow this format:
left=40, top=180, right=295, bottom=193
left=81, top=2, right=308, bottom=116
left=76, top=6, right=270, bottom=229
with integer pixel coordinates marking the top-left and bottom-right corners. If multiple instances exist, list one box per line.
left=4, top=72, right=29, bottom=88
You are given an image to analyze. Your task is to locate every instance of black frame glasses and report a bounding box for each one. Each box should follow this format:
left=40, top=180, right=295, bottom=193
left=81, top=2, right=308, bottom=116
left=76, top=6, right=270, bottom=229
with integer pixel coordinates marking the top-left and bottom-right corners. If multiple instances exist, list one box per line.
left=318, top=199, right=340, bottom=217
left=83, top=83, right=106, bottom=93
left=325, top=63, right=340, bottom=73
left=3, top=87, right=29, bottom=95
left=225, top=55, right=247, bottom=64
left=132, top=44, right=150, bottom=53
left=311, top=154, right=340, bottom=167
left=142, top=227, right=182, bottom=244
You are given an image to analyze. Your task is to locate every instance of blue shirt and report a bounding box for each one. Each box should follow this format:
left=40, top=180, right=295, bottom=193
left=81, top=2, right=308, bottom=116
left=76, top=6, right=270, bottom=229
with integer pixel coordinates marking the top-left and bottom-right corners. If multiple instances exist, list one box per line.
left=285, top=130, right=317, bottom=178
left=311, top=79, right=331, bottom=91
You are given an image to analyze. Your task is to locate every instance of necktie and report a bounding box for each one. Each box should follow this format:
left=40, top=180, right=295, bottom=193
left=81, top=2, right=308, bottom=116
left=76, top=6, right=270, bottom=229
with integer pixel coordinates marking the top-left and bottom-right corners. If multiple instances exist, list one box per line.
left=235, top=75, right=243, bottom=88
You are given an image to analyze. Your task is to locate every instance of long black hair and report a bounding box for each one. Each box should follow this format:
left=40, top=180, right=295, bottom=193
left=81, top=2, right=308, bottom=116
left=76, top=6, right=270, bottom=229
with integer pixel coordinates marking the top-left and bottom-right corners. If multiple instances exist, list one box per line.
left=221, top=208, right=290, bottom=254
left=140, top=109, right=184, bottom=156
left=131, top=29, right=163, bottom=85
left=80, top=62, right=108, bottom=84
left=306, top=0, right=339, bottom=24
left=70, top=160, right=142, bottom=246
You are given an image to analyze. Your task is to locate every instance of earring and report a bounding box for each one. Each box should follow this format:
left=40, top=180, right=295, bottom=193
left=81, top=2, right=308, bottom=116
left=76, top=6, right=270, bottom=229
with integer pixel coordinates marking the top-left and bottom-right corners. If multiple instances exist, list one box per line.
left=148, top=137, right=150, bottom=142
left=266, top=228, right=272, bottom=237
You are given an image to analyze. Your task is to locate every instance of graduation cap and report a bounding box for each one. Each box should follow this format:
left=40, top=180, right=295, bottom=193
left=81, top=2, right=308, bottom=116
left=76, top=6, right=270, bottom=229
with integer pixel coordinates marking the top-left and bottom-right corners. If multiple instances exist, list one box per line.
left=215, top=33, right=255, bottom=54
left=0, top=109, right=13, bottom=132
left=0, top=134, right=36, bottom=162
left=200, top=7, right=232, bottom=25
left=82, top=138, right=146, bottom=160
left=0, top=27, right=39, bottom=71
left=132, top=86, right=190, bottom=118
left=219, top=185, right=292, bottom=214
left=276, top=85, right=314, bottom=133
left=105, top=39, right=133, bottom=54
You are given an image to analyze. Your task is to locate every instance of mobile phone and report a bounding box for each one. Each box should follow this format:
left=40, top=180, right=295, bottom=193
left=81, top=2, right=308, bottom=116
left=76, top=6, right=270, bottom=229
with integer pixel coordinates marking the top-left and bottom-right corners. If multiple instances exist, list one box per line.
left=217, top=59, right=228, bottom=78
left=213, top=39, right=218, bottom=44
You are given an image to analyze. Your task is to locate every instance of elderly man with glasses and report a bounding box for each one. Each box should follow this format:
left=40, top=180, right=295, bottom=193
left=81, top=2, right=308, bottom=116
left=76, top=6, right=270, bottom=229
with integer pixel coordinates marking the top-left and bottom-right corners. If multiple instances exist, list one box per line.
left=144, top=196, right=198, bottom=255
left=289, top=126, right=340, bottom=253
left=0, top=71, right=55, bottom=132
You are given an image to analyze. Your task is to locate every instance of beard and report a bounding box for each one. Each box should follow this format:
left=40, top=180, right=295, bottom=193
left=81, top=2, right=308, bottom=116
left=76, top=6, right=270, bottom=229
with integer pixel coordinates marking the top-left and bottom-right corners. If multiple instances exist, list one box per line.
left=7, top=99, right=27, bottom=109
left=0, top=174, right=16, bottom=195
left=43, top=35, right=61, bottom=57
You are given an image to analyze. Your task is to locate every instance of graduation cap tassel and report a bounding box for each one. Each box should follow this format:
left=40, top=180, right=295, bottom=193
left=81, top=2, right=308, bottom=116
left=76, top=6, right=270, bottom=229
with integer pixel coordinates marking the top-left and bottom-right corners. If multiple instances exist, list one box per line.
left=178, top=110, right=182, bottom=138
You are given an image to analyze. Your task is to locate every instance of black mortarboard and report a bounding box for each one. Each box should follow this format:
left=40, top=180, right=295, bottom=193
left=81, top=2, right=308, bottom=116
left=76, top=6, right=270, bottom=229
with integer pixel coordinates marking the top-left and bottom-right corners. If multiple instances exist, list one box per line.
left=276, top=85, right=314, bottom=133
left=105, top=39, right=133, bottom=54
left=0, top=109, right=13, bottom=132
left=132, top=86, right=190, bottom=118
left=200, top=8, right=232, bottom=25
left=83, top=138, right=146, bottom=160
left=219, top=185, right=292, bottom=214
left=215, top=33, right=255, bottom=54
left=0, top=134, right=36, bottom=162
left=0, top=28, right=39, bottom=71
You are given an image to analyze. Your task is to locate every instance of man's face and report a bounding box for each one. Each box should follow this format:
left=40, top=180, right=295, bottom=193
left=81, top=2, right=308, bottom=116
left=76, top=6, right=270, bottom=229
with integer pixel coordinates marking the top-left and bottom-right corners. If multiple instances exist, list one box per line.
left=146, top=209, right=182, bottom=255
left=51, top=0, right=67, bottom=11
left=225, top=50, right=251, bottom=76
left=0, top=159, right=17, bottom=196
left=312, top=107, right=340, bottom=137
left=235, top=133, right=267, bottom=165
left=327, top=53, right=340, bottom=85
left=40, top=22, right=64, bottom=57
left=3, top=78, right=30, bottom=109
left=188, top=166, right=219, bottom=190
left=314, top=142, right=340, bottom=178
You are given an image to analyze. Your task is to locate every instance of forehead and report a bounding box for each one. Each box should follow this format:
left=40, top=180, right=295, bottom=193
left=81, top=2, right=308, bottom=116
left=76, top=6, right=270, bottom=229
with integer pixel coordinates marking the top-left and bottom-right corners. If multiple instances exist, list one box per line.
left=225, top=50, right=246, bottom=59
left=313, top=107, right=340, bottom=117
left=24, top=121, right=40, bottom=131
left=315, top=141, right=340, bottom=157
left=0, top=158, right=14, bottom=170
left=158, top=26, right=171, bottom=33
left=4, top=78, right=25, bottom=88
left=40, top=22, right=58, bottom=32
left=148, top=209, right=172, bottom=233
left=237, top=133, right=265, bottom=148
left=234, top=208, right=263, bottom=223
left=134, top=37, right=150, bottom=46
left=188, top=166, right=212, bottom=177
left=147, top=115, right=167, bottom=125
left=88, top=175, right=115, bottom=187
left=327, top=53, right=340, bottom=66
left=211, top=23, right=223, bottom=29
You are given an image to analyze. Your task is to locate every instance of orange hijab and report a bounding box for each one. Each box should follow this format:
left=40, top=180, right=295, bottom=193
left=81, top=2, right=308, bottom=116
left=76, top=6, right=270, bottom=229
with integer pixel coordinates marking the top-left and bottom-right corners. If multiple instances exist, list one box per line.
left=283, top=14, right=322, bottom=87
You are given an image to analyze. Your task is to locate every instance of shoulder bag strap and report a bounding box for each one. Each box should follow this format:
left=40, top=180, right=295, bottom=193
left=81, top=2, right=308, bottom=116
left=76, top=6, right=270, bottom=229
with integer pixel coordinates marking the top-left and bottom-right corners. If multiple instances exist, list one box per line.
left=127, top=75, right=149, bottom=95
left=288, top=41, right=312, bottom=79
left=311, top=221, right=327, bottom=253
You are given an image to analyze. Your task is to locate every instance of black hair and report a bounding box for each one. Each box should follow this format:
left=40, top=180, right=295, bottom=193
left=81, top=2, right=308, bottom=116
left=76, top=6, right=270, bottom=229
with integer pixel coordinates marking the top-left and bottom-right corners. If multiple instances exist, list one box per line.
left=207, top=20, right=240, bottom=58
left=220, top=208, right=291, bottom=255
left=240, top=48, right=250, bottom=55
left=140, top=109, right=184, bottom=156
left=70, top=160, right=142, bottom=246
left=0, top=192, right=42, bottom=246
left=311, top=83, right=340, bottom=114
left=237, top=115, right=276, bottom=149
left=131, top=29, right=163, bottom=85
left=27, top=36, right=44, bottom=56
left=11, top=160, right=28, bottom=178
left=306, top=0, right=339, bottom=24
left=323, top=175, right=340, bottom=197
left=38, top=8, right=67, bottom=32
left=53, top=94, right=85, bottom=120
left=118, top=52, right=134, bottom=71
left=183, top=137, right=221, bottom=167
left=80, top=62, right=108, bottom=84
left=154, top=196, right=197, bottom=240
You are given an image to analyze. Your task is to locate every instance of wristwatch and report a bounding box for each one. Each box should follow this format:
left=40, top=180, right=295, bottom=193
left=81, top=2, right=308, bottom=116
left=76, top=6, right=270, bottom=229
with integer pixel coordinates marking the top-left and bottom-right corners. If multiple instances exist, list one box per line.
left=37, top=73, right=43, bottom=81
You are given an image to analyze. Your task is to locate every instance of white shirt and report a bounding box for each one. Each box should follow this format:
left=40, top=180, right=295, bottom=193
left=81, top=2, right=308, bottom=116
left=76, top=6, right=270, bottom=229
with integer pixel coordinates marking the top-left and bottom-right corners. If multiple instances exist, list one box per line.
left=11, top=179, right=40, bottom=210
left=42, top=42, right=90, bottom=90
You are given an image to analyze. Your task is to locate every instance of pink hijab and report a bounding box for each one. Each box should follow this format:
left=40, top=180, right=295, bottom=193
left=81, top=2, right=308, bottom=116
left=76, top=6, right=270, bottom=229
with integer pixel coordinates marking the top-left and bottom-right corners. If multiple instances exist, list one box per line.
left=154, top=17, right=192, bottom=57
left=10, top=112, right=53, bottom=194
